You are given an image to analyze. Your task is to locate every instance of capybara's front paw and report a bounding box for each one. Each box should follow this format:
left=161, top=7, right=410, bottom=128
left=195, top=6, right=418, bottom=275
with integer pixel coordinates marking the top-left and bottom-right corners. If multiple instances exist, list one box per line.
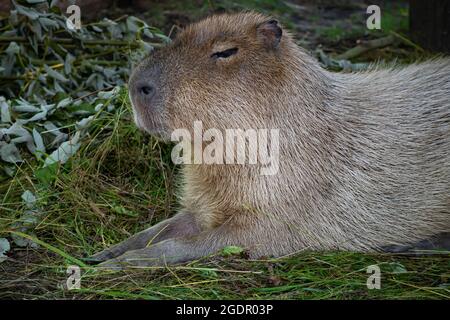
left=97, top=239, right=194, bottom=270
left=83, top=249, right=116, bottom=264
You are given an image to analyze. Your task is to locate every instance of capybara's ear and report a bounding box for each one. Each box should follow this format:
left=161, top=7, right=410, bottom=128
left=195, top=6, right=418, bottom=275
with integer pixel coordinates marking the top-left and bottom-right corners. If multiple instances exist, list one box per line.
left=257, top=19, right=282, bottom=49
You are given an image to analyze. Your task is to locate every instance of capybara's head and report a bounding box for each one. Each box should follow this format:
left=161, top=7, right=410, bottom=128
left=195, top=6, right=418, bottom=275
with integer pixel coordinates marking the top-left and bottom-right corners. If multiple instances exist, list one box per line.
left=129, top=12, right=293, bottom=139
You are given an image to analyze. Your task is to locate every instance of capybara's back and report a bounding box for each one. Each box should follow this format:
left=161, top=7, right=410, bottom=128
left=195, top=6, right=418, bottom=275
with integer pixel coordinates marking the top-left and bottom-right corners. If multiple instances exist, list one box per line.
left=312, top=60, right=450, bottom=250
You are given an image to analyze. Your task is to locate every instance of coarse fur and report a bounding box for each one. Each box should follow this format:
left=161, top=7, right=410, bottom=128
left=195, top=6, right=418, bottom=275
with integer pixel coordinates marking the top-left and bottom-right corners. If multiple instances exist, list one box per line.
left=90, top=12, right=450, bottom=268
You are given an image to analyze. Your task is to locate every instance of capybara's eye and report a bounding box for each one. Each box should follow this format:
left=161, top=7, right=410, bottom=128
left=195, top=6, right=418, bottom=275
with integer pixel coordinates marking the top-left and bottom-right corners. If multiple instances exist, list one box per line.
left=211, top=47, right=238, bottom=59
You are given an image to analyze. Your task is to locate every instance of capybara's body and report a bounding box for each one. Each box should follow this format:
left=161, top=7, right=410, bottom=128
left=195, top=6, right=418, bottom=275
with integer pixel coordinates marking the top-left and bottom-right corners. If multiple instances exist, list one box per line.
left=91, top=12, right=450, bottom=268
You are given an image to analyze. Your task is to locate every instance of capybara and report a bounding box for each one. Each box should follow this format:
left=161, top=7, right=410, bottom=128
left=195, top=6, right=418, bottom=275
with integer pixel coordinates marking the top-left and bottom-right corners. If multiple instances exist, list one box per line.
left=90, top=12, right=450, bottom=269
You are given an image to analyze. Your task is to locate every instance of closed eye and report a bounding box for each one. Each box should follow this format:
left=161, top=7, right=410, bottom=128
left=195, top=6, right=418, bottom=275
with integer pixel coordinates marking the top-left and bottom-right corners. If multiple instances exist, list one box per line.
left=211, top=47, right=238, bottom=59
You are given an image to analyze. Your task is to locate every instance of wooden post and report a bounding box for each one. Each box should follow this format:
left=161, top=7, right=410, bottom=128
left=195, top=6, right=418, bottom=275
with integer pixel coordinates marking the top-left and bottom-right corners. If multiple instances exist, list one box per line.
left=409, top=0, right=450, bottom=53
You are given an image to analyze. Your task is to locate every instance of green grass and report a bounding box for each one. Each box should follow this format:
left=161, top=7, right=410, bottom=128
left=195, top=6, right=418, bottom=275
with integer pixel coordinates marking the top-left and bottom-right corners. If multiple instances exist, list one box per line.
left=1, top=91, right=448, bottom=300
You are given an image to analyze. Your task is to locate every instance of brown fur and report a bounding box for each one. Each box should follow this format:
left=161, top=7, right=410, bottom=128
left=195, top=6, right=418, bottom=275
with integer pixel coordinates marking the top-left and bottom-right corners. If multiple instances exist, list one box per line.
left=90, top=12, right=450, bottom=268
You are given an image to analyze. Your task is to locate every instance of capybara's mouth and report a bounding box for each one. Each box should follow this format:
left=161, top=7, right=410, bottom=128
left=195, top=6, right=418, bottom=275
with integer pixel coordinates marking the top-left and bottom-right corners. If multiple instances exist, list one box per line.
left=132, top=110, right=170, bottom=142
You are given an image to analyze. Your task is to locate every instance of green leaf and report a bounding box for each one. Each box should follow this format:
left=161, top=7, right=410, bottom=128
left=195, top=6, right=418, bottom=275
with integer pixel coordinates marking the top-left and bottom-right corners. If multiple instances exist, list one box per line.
left=0, top=142, right=23, bottom=163
left=112, top=205, right=138, bottom=217
left=0, top=97, right=11, bottom=123
left=64, top=53, right=75, bottom=75
left=44, top=131, right=81, bottom=166
left=11, top=230, right=39, bottom=248
left=390, top=262, right=408, bottom=274
left=126, top=16, right=142, bottom=34
left=13, top=99, right=40, bottom=113
left=21, top=190, right=37, bottom=208
left=76, top=115, right=94, bottom=129
left=44, top=64, right=69, bottom=82
left=222, top=246, right=244, bottom=256
left=34, top=162, right=58, bottom=185
left=15, top=3, right=40, bottom=20
left=32, top=128, right=46, bottom=156
left=91, top=25, right=103, bottom=32
left=30, top=20, right=43, bottom=41
left=5, top=42, right=20, bottom=55
left=0, top=238, right=10, bottom=263
left=39, top=17, right=59, bottom=31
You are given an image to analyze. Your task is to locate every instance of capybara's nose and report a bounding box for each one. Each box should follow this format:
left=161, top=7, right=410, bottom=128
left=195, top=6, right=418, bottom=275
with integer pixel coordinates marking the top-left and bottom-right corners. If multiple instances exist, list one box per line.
left=129, top=62, right=161, bottom=110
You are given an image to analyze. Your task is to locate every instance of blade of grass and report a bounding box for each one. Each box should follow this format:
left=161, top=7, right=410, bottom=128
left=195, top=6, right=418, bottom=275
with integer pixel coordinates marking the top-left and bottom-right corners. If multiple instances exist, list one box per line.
left=8, top=230, right=88, bottom=268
